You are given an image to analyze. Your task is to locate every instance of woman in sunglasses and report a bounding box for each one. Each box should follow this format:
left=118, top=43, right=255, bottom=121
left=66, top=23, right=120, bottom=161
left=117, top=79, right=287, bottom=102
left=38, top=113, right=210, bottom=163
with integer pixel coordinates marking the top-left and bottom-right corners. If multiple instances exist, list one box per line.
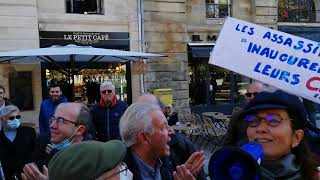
left=163, top=103, right=179, bottom=126
left=0, top=105, right=37, bottom=180
left=241, top=90, right=320, bottom=179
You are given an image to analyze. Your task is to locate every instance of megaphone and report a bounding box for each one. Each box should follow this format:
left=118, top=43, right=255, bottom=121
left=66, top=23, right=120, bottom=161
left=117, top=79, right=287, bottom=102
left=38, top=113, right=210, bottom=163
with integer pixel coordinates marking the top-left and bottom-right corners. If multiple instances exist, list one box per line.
left=208, top=142, right=264, bottom=180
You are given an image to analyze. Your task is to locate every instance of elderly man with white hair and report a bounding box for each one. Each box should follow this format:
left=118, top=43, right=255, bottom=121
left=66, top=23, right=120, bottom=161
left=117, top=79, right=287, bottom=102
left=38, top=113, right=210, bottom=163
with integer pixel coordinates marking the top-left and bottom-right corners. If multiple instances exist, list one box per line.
left=120, top=102, right=196, bottom=180
left=0, top=105, right=37, bottom=180
left=92, top=81, right=127, bottom=142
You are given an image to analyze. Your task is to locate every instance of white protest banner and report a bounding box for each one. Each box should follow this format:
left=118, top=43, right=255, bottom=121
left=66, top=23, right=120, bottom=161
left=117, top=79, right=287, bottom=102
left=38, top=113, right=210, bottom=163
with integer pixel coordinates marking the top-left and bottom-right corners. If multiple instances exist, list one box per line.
left=209, top=17, right=320, bottom=104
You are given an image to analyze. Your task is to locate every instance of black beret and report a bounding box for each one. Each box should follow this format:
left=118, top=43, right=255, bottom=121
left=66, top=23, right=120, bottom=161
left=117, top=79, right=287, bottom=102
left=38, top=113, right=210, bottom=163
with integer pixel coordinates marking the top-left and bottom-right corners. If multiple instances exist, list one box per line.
left=240, top=90, right=307, bottom=129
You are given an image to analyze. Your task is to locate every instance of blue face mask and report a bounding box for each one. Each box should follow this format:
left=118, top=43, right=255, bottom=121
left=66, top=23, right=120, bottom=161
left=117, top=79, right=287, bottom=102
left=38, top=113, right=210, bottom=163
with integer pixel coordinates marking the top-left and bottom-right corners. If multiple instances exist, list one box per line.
left=52, top=126, right=82, bottom=150
left=52, top=139, right=71, bottom=150
left=7, top=119, right=21, bottom=130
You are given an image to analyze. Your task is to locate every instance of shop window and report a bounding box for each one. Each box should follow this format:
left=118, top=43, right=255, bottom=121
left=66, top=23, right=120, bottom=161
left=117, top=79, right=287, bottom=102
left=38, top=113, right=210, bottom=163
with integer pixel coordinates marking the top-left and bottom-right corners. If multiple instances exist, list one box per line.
left=66, top=0, right=103, bottom=14
left=9, top=71, right=34, bottom=110
left=45, top=63, right=127, bottom=105
left=278, top=0, right=316, bottom=22
left=206, top=0, right=232, bottom=18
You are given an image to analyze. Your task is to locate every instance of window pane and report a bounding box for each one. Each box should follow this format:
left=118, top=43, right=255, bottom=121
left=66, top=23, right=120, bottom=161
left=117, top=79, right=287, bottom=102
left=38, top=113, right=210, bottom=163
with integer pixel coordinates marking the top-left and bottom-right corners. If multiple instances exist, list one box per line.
left=206, top=0, right=231, bottom=18
left=278, top=0, right=316, bottom=22
left=9, top=72, right=34, bottom=110
left=66, top=0, right=103, bottom=14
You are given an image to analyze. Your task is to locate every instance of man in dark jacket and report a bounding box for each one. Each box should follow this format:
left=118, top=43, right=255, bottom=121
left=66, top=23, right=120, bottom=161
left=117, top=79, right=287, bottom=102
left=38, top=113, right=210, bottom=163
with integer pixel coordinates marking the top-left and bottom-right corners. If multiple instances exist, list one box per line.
left=137, top=94, right=206, bottom=179
left=120, top=103, right=176, bottom=180
left=120, top=102, right=197, bottom=180
left=91, top=81, right=127, bottom=142
left=38, top=84, right=67, bottom=142
left=22, top=102, right=91, bottom=180
left=223, top=81, right=266, bottom=146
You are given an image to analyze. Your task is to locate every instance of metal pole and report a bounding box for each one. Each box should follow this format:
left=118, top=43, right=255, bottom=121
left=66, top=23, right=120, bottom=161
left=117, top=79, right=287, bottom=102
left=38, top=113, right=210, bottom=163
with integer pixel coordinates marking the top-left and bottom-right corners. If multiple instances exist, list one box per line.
left=138, top=0, right=145, bottom=93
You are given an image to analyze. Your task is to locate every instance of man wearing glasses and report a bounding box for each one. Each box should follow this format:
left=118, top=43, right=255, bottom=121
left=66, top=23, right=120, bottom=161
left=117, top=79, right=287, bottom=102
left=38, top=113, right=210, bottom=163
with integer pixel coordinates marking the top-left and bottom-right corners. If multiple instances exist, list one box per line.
left=38, top=84, right=68, bottom=143
left=245, top=82, right=265, bottom=104
left=223, top=81, right=266, bottom=146
left=21, top=102, right=91, bottom=180
left=91, top=81, right=127, bottom=142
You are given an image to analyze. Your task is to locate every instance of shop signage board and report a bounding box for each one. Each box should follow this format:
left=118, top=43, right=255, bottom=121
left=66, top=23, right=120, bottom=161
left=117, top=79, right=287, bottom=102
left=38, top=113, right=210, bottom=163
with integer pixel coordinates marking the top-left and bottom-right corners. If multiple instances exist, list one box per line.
left=40, top=31, right=129, bottom=50
left=209, top=17, right=320, bottom=104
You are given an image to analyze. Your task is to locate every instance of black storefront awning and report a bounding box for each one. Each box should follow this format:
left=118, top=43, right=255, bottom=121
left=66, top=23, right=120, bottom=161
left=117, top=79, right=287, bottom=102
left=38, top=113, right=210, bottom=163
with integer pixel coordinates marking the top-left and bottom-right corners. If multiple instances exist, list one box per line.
left=188, top=43, right=215, bottom=58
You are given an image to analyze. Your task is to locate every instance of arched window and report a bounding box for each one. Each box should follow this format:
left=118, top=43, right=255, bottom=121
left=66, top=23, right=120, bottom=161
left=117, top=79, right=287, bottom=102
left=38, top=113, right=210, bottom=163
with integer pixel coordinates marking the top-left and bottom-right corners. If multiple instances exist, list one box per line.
left=278, top=0, right=316, bottom=22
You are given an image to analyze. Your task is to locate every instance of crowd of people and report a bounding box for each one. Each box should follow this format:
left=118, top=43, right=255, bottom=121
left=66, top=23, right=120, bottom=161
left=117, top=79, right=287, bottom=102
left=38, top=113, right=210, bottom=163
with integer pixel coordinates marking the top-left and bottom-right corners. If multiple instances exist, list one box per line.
left=0, top=79, right=320, bottom=180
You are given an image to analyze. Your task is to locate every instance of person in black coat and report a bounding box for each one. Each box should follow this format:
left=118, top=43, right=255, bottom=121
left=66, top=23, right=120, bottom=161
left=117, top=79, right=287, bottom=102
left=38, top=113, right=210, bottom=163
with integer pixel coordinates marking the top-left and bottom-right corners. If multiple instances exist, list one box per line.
left=0, top=105, right=37, bottom=180
left=91, top=82, right=127, bottom=142
left=163, top=104, right=178, bottom=126
left=169, top=132, right=207, bottom=180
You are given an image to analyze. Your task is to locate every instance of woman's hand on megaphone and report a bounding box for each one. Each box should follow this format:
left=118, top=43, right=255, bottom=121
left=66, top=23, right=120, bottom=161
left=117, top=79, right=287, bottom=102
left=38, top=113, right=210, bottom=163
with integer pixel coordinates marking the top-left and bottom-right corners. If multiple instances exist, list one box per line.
left=184, top=151, right=205, bottom=177
left=173, top=165, right=196, bottom=180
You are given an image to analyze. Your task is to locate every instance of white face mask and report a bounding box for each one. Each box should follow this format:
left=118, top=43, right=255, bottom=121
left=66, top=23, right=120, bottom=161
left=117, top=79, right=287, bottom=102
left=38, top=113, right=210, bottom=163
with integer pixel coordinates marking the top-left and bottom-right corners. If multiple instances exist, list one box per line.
left=120, top=165, right=133, bottom=180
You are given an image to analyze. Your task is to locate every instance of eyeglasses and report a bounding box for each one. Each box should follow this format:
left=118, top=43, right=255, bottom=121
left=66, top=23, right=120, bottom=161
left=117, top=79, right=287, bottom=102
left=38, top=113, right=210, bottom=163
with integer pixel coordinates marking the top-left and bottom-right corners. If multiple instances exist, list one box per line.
left=104, top=162, right=128, bottom=179
left=101, top=89, right=113, bottom=94
left=8, top=115, right=21, bottom=120
left=49, top=116, right=79, bottom=126
left=245, top=92, right=258, bottom=97
left=245, top=114, right=285, bottom=127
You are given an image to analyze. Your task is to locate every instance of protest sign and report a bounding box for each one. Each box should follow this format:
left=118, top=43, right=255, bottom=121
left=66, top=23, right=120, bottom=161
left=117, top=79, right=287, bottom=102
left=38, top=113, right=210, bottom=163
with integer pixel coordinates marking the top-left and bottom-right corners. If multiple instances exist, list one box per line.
left=209, top=17, right=320, bottom=104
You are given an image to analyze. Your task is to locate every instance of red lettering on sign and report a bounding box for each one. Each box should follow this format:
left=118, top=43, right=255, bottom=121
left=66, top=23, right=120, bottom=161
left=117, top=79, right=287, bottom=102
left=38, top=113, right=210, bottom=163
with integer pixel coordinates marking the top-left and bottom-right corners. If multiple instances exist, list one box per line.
left=306, top=77, right=320, bottom=91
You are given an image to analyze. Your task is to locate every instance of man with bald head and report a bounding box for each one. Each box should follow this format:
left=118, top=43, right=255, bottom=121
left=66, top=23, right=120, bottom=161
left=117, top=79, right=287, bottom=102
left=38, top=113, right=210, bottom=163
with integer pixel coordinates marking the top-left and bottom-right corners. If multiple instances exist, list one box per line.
left=21, top=102, right=91, bottom=180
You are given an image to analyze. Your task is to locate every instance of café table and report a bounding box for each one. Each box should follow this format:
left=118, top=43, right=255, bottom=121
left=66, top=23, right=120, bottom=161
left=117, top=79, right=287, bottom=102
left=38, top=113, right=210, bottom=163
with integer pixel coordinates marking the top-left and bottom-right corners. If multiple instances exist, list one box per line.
left=201, top=112, right=230, bottom=130
left=171, top=123, right=198, bottom=134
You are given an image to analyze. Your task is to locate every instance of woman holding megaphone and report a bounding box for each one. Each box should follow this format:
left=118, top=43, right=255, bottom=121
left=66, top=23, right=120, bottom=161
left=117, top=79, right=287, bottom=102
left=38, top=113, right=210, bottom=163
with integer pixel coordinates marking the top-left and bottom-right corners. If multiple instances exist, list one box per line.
left=209, top=90, right=320, bottom=180
left=241, top=90, right=320, bottom=179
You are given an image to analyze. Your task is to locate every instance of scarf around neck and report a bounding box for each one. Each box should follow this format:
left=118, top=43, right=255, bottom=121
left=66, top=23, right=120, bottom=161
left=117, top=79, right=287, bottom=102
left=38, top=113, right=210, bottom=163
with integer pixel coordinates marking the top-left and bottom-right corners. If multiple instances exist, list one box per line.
left=260, top=153, right=302, bottom=180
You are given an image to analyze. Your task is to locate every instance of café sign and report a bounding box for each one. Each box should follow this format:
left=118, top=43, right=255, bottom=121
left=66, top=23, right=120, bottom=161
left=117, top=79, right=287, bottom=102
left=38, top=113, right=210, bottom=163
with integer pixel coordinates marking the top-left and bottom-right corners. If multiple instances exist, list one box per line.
left=63, top=32, right=109, bottom=45
left=40, top=31, right=129, bottom=50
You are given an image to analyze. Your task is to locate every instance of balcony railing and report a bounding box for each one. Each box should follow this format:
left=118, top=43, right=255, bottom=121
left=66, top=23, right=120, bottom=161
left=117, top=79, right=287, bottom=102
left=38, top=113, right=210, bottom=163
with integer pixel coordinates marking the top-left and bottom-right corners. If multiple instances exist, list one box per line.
left=206, top=3, right=231, bottom=18
left=278, top=8, right=320, bottom=22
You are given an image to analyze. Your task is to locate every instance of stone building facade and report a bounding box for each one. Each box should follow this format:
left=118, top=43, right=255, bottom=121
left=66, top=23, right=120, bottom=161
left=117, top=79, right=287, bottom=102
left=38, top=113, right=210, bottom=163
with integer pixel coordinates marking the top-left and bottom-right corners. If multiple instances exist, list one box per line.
left=0, top=0, right=319, bottom=126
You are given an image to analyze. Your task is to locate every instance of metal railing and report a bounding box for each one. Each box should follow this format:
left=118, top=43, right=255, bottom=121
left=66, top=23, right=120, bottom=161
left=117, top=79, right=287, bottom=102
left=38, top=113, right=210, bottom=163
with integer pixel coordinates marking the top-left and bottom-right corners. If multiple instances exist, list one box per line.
left=278, top=8, right=320, bottom=22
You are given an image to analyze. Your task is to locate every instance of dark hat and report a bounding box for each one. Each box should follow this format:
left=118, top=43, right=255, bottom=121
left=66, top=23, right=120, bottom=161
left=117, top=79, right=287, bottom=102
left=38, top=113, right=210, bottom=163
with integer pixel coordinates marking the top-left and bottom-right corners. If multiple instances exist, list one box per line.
left=48, top=140, right=126, bottom=180
left=240, top=90, right=307, bottom=129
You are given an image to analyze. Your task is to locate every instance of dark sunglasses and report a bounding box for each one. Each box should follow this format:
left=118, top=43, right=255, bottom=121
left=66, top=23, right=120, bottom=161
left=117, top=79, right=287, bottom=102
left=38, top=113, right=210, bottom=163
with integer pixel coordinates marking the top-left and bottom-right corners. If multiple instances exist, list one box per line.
left=8, top=115, right=21, bottom=120
left=245, top=92, right=258, bottom=97
left=101, top=89, right=113, bottom=94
